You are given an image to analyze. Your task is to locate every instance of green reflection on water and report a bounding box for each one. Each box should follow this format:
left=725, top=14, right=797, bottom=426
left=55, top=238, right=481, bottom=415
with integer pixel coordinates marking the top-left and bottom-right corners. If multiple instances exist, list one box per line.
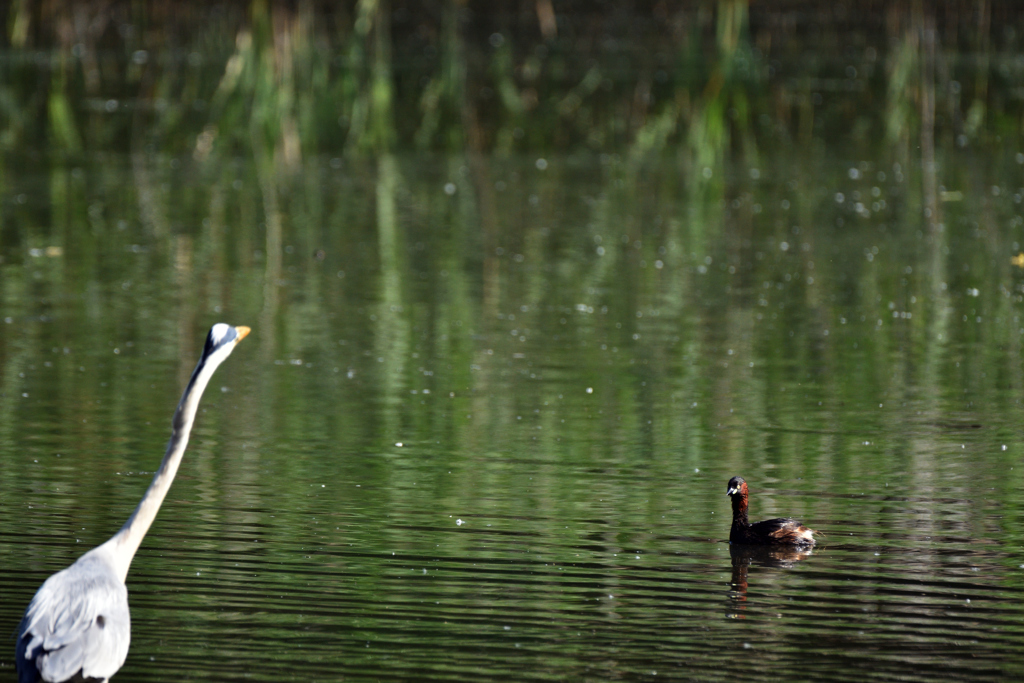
left=4, top=2, right=1024, bottom=681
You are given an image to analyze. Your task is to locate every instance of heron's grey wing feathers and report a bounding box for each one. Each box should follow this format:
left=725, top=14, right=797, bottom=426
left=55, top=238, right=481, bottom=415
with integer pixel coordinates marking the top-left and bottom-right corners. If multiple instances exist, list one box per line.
left=17, top=551, right=130, bottom=683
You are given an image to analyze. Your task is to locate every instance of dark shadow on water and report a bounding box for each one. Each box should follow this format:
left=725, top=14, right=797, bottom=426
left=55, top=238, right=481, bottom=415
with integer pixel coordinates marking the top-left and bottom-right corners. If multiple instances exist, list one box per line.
left=726, top=543, right=815, bottom=619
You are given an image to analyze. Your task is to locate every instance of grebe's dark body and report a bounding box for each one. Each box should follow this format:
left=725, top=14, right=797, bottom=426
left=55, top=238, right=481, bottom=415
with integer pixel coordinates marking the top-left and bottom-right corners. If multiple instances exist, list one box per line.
left=726, top=476, right=815, bottom=546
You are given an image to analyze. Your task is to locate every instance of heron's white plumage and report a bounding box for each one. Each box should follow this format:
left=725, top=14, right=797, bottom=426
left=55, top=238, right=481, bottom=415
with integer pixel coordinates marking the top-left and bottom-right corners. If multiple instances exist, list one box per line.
left=209, top=322, right=234, bottom=346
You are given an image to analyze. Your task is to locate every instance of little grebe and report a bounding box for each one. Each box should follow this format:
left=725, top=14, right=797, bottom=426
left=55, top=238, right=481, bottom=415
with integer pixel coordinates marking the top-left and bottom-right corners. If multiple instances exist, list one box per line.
left=726, top=476, right=815, bottom=546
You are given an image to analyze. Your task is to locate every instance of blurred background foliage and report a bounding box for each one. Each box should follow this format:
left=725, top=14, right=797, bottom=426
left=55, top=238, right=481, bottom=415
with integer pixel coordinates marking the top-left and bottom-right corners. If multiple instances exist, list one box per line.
left=0, top=0, right=1021, bottom=505
left=1, top=1, right=1024, bottom=450
left=0, top=1, right=1019, bottom=164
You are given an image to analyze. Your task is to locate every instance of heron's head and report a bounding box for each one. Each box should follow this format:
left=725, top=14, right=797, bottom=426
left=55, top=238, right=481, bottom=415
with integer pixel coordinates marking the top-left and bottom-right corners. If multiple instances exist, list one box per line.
left=202, top=324, right=251, bottom=365
left=726, top=476, right=747, bottom=497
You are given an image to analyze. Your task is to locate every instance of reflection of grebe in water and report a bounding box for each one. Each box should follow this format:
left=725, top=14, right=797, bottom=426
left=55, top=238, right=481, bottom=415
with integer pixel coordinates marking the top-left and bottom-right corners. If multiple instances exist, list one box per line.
left=727, top=544, right=814, bottom=612
left=726, top=476, right=816, bottom=546
left=724, top=477, right=817, bottom=618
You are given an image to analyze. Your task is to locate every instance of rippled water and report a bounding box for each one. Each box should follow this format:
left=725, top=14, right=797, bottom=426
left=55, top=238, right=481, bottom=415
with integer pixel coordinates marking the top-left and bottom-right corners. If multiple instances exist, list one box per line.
left=6, top=6, right=1024, bottom=677
left=6, top=381, right=1024, bottom=681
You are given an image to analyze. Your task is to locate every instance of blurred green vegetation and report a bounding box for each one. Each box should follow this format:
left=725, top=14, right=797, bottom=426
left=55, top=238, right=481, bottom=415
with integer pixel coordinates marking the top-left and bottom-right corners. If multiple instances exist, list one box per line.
left=0, top=1, right=1021, bottom=162
left=0, top=1, right=1021, bottom=467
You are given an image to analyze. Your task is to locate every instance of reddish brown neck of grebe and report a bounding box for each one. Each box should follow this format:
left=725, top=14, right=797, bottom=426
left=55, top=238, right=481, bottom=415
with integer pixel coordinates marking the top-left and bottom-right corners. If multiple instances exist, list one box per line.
left=727, top=477, right=750, bottom=526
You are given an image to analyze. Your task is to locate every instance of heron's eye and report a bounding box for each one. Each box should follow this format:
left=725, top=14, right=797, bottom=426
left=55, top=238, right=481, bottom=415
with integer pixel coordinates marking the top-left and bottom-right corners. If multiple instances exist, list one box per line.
left=96, top=615, right=106, bottom=629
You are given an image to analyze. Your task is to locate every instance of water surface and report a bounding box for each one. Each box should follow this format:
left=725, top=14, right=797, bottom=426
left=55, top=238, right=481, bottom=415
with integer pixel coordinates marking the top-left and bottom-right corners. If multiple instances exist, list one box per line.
left=4, top=4, right=1024, bottom=682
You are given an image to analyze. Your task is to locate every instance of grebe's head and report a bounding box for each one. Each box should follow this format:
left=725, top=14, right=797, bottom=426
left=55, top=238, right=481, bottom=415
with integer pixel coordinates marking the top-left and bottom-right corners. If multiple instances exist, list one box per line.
left=726, top=476, right=747, bottom=497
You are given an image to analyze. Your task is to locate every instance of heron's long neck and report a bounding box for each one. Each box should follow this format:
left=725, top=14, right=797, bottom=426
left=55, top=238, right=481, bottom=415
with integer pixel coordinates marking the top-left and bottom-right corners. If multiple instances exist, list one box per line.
left=103, top=358, right=219, bottom=583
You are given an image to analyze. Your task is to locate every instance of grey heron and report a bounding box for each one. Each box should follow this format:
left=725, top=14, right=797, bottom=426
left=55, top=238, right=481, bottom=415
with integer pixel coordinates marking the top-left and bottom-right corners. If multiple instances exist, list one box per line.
left=16, top=323, right=250, bottom=683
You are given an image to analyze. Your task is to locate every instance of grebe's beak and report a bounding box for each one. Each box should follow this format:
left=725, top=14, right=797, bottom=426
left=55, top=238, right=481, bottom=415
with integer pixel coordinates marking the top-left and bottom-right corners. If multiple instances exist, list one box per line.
left=726, top=485, right=739, bottom=496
